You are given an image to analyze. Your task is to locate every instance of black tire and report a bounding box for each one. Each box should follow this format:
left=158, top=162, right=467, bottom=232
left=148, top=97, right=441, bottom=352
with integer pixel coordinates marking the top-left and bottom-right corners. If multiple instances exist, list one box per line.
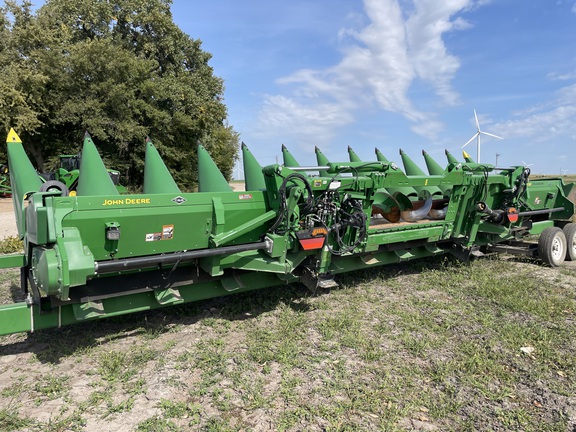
left=39, top=180, right=69, bottom=197
left=563, top=223, right=576, bottom=261
left=538, top=227, right=566, bottom=267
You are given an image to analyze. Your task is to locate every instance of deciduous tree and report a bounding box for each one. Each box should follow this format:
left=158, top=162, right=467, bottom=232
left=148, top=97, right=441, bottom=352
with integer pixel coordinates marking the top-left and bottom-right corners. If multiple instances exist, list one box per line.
left=0, top=0, right=239, bottom=189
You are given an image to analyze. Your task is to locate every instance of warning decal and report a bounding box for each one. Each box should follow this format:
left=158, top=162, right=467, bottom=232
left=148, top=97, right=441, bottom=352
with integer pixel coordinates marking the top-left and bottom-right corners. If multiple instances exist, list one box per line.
left=145, top=225, right=174, bottom=242
left=146, top=233, right=162, bottom=242
left=162, top=225, right=174, bottom=240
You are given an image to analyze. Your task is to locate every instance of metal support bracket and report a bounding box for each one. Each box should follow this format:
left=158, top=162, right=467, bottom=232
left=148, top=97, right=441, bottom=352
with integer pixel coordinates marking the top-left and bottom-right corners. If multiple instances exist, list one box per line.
left=154, top=288, right=184, bottom=305
left=73, top=301, right=105, bottom=320
left=300, top=265, right=338, bottom=295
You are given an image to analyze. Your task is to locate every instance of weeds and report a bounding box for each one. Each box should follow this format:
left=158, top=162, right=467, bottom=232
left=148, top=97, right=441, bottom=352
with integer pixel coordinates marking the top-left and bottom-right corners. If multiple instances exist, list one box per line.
left=0, top=236, right=22, bottom=254
left=0, top=408, right=33, bottom=431
left=33, top=374, right=70, bottom=400
left=137, top=416, right=179, bottom=432
left=0, top=256, right=574, bottom=430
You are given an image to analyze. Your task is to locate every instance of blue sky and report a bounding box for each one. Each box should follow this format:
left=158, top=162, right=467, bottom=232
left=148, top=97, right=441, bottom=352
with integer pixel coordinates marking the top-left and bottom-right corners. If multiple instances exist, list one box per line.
left=173, top=0, right=576, bottom=175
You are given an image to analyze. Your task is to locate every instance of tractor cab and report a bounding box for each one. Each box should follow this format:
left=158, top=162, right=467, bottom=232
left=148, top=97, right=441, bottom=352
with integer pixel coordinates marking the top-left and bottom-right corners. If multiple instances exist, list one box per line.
left=59, top=154, right=81, bottom=172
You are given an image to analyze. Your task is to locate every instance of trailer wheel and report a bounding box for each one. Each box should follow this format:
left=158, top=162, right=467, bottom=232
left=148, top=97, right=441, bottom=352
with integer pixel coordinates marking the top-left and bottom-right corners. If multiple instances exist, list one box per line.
left=563, top=223, right=576, bottom=261
left=538, top=227, right=566, bottom=267
left=39, top=180, right=69, bottom=197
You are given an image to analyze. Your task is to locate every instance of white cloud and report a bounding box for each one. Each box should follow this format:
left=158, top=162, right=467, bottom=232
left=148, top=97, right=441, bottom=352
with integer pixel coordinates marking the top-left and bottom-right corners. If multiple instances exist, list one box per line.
left=548, top=70, right=576, bottom=81
left=256, top=95, right=355, bottom=150
left=572, top=3, right=576, bottom=14
left=405, top=0, right=471, bottom=105
left=463, top=0, right=494, bottom=11
left=410, top=117, right=446, bottom=138
left=493, top=83, right=576, bottom=141
left=256, top=0, right=477, bottom=149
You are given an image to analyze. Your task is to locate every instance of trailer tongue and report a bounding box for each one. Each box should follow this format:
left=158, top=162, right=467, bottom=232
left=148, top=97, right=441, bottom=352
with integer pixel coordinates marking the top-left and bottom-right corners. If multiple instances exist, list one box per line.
left=1, top=128, right=574, bottom=335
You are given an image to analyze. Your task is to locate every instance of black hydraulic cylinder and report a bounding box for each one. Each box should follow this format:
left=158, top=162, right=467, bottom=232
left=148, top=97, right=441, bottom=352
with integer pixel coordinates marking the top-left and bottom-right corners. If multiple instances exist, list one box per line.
left=94, top=241, right=269, bottom=274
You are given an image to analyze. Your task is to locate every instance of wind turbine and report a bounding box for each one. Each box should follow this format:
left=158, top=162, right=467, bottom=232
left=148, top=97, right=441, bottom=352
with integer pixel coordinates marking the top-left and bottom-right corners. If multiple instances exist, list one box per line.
left=462, top=109, right=503, bottom=163
left=521, top=161, right=534, bottom=168
left=235, top=163, right=244, bottom=180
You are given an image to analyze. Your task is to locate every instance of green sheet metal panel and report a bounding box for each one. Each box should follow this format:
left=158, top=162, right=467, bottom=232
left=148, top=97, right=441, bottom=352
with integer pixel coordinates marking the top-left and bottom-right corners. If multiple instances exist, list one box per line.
left=56, top=191, right=270, bottom=261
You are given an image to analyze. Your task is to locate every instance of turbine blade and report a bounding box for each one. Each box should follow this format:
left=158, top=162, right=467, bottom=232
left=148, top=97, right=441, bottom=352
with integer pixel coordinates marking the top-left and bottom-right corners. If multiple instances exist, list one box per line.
left=462, top=132, right=479, bottom=148
left=474, top=109, right=480, bottom=130
left=480, top=131, right=502, bottom=140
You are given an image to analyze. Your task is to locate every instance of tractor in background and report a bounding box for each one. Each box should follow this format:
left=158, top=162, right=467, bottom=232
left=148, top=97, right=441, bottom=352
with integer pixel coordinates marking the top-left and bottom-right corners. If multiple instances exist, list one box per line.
left=38, top=153, right=126, bottom=196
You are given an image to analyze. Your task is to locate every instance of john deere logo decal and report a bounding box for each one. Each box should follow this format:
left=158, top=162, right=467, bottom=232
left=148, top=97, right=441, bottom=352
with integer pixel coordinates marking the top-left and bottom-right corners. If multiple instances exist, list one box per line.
left=172, top=196, right=186, bottom=204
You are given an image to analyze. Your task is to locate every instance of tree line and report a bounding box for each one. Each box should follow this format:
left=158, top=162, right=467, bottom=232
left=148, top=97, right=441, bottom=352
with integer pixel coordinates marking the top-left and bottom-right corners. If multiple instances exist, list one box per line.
left=0, top=0, right=239, bottom=190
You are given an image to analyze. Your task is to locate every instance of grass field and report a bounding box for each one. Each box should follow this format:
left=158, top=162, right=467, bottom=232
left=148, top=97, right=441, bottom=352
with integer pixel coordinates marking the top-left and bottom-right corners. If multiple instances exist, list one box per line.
left=0, top=254, right=574, bottom=431
left=530, top=174, right=576, bottom=184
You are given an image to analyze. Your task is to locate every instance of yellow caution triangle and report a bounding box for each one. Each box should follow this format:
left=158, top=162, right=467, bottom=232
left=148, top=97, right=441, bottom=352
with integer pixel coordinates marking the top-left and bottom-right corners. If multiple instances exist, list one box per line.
left=7, top=128, right=21, bottom=143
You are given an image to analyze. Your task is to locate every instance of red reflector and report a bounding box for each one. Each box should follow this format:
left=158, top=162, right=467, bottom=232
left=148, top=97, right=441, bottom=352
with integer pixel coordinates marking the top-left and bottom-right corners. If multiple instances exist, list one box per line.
left=299, top=237, right=326, bottom=250
left=507, top=208, right=519, bottom=223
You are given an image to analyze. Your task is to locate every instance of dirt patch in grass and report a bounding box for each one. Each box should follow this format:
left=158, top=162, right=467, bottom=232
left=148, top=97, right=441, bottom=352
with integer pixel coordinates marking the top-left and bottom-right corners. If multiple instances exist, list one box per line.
left=0, top=198, right=17, bottom=240
left=0, top=256, right=574, bottom=431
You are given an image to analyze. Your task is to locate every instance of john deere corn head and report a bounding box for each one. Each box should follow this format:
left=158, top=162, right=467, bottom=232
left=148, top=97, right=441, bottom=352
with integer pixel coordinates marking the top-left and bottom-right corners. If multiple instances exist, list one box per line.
left=1, top=128, right=575, bottom=335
